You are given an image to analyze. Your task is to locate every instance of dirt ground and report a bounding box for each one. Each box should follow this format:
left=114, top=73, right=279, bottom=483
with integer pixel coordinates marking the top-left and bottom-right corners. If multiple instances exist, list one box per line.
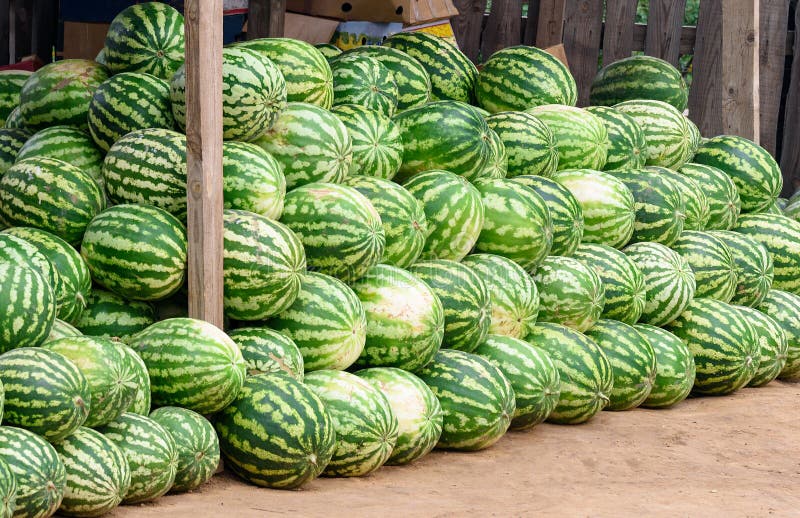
left=111, top=381, right=800, bottom=518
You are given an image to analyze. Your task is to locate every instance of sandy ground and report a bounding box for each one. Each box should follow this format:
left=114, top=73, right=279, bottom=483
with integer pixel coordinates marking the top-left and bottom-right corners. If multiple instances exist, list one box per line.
left=111, top=381, right=800, bottom=518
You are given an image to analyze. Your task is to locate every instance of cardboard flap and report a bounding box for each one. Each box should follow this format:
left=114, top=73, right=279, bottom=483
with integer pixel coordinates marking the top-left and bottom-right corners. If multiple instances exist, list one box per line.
left=286, top=0, right=458, bottom=24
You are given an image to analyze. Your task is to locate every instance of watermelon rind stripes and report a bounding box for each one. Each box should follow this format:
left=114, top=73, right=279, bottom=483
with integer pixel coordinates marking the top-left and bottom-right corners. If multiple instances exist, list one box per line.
left=15, top=126, right=105, bottom=190
left=527, top=105, right=608, bottom=171
left=120, top=344, right=151, bottom=416
left=512, top=175, right=584, bottom=256
left=533, top=255, right=606, bottom=333
left=229, top=326, right=304, bottom=380
left=634, top=324, right=696, bottom=409
left=733, top=213, right=800, bottom=295
left=222, top=141, right=286, bottom=220
left=679, top=162, right=741, bottom=230
left=648, top=166, right=710, bottom=231
left=332, top=104, right=404, bottom=181
left=344, top=45, right=431, bottom=111
left=0, top=262, right=55, bottom=353
left=757, top=290, right=800, bottom=381
left=478, top=127, right=508, bottom=179
left=485, top=111, right=559, bottom=178
left=613, top=99, right=693, bottom=169
left=74, top=289, right=155, bottom=342
left=316, top=43, right=342, bottom=59
left=710, top=230, right=774, bottom=307
left=0, top=70, right=31, bottom=121
left=0, top=128, right=31, bottom=174
left=330, top=54, right=398, bottom=117
left=670, top=230, right=738, bottom=303
left=735, top=305, right=788, bottom=388
left=4, top=106, right=24, bottom=129
left=0, top=456, right=16, bottom=518
left=586, top=106, right=647, bottom=171
left=45, top=319, right=82, bottom=343
left=590, top=55, right=689, bottom=111
left=0, top=233, right=63, bottom=313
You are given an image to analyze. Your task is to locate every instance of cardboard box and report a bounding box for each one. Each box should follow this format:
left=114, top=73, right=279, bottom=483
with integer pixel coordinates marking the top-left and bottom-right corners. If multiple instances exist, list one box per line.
left=286, top=0, right=458, bottom=25
left=283, top=12, right=340, bottom=44
left=331, top=19, right=456, bottom=51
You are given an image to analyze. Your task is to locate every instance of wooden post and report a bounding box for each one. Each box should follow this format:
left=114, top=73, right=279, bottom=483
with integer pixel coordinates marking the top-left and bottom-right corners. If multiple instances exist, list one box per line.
left=645, top=0, right=687, bottom=66
left=0, top=0, right=9, bottom=65
left=482, top=0, right=522, bottom=58
left=720, top=0, right=759, bottom=140
left=523, top=0, right=540, bottom=45
left=31, top=0, right=57, bottom=61
left=562, top=0, right=603, bottom=106
left=535, top=0, right=565, bottom=48
left=247, top=0, right=286, bottom=39
left=758, top=0, right=790, bottom=156
left=780, top=7, right=800, bottom=194
left=603, top=0, right=637, bottom=65
left=451, top=0, right=488, bottom=63
left=184, top=0, right=224, bottom=328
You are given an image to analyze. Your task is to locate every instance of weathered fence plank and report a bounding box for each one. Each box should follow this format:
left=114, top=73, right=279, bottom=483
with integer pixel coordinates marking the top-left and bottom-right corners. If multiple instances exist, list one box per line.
left=0, top=0, right=9, bottom=65
left=452, top=0, right=487, bottom=63
left=720, top=0, right=759, bottom=140
left=523, top=0, right=540, bottom=45
left=482, top=0, right=522, bottom=59
left=562, top=0, right=603, bottom=106
left=535, top=0, right=566, bottom=48
left=780, top=7, right=800, bottom=195
left=247, top=0, right=286, bottom=39
left=758, top=0, right=790, bottom=156
left=645, top=0, right=687, bottom=65
left=603, top=0, right=637, bottom=65
left=689, top=0, right=723, bottom=136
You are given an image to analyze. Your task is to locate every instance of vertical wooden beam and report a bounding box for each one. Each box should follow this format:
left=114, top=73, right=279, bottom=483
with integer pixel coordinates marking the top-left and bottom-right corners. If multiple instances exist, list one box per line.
left=31, top=0, right=57, bottom=61
left=12, top=0, right=31, bottom=62
left=0, top=0, right=9, bottom=65
left=481, top=0, right=522, bottom=58
left=185, top=0, right=224, bottom=328
left=781, top=7, right=800, bottom=194
left=535, top=0, right=565, bottom=48
left=603, top=0, right=638, bottom=65
left=689, top=0, right=723, bottom=136
left=247, top=0, right=286, bottom=39
left=523, top=0, right=540, bottom=46
left=645, top=0, right=687, bottom=65
left=720, top=0, right=759, bottom=140
left=758, top=0, right=790, bottom=156
left=562, top=0, right=603, bottom=106
left=451, top=0, right=488, bottom=63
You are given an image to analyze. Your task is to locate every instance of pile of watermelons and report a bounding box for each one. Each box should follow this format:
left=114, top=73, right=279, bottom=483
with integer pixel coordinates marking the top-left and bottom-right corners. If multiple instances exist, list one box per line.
left=0, top=2, right=798, bottom=516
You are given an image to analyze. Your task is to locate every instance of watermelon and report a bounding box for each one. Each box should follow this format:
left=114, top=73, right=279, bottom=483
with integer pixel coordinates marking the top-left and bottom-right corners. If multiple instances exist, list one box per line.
left=228, top=327, right=304, bottom=380
left=525, top=323, right=613, bottom=424
left=171, top=46, right=287, bottom=142
left=634, top=324, right=696, bottom=409
left=104, top=2, right=184, bottom=79
left=120, top=344, right=151, bottom=416
left=351, top=264, right=444, bottom=372
left=0, top=347, right=90, bottom=441
left=670, top=231, right=737, bottom=302
left=416, top=350, right=514, bottom=451
left=45, top=320, right=82, bottom=343
left=476, top=45, right=577, bottom=112
left=0, top=263, right=55, bottom=353
left=0, top=157, right=105, bottom=245
left=80, top=204, right=187, bottom=302
left=332, top=104, right=404, bottom=181
left=685, top=116, right=701, bottom=156
left=648, top=166, right=710, bottom=231
left=512, top=175, right=584, bottom=256
left=315, top=43, right=342, bottom=59
left=552, top=169, right=635, bottom=248
left=98, top=413, right=178, bottom=504
left=590, top=55, right=689, bottom=111
left=129, top=318, right=246, bottom=414
left=475, top=334, right=560, bottom=430
left=74, top=289, right=155, bottom=341
left=679, top=162, right=741, bottom=230
left=255, top=102, right=352, bottom=190
left=0, top=70, right=31, bottom=121
left=665, top=299, right=758, bottom=395
left=223, top=209, right=305, bottom=320
left=623, top=241, right=696, bottom=326
left=53, top=427, right=131, bottom=517
left=585, top=319, right=656, bottom=411
left=473, top=178, right=553, bottom=271
left=235, top=38, right=333, bottom=108
left=527, top=105, right=608, bottom=170
left=692, top=135, right=782, bottom=213
left=0, top=233, right=61, bottom=305
left=345, top=46, right=431, bottom=111
left=733, top=213, right=800, bottom=295
left=149, top=407, right=219, bottom=493
left=268, top=272, right=366, bottom=372
left=533, top=255, right=606, bottom=332
left=0, top=128, right=30, bottom=173
left=758, top=290, right=800, bottom=380
left=408, top=260, right=492, bottom=353
left=87, top=72, right=174, bottom=152
left=214, top=373, right=336, bottom=489
left=614, top=99, right=693, bottom=169
left=0, top=426, right=65, bottom=518
left=736, top=306, right=788, bottom=387
left=330, top=54, right=398, bottom=117
left=485, top=111, right=559, bottom=178
left=461, top=254, right=540, bottom=340
left=0, top=456, right=15, bottom=518
left=710, top=231, right=774, bottom=307
left=305, top=370, right=398, bottom=477
left=280, top=182, right=384, bottom=282
left=94, top=47, right=107, bottom=65
left=19, top=60, right=109, bottom=131
left=572, top=242, right=647, bottom=324
left=402, top=170, right=484, bottom=261
left=585, top=106, right=646, bottom=171
left=342, top=175, right=426, bottom=268
left=222, top=141, right=286, bottom=220
left=479, top=128, right=507, bottom=179
left=4, top=107, right=23, bottom=130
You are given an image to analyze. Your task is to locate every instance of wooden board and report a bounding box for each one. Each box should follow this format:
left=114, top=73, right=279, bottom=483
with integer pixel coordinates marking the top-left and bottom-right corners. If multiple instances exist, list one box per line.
left=523, top=0, right=540, bottom=45
left=758, top=0, right=790, bottom=156
left=562, top=0, right=603, bottom=106
left=780, top=7, right=800, bottom=195
left=689, top=0, right=723, bottom=136
left=645, top=0, right=686, bottom=66
left=535, top=0, right=565, bottom=48
left=720, top=0, right=759, bottom=140
left=481, top=0, right=522, bottom=59
left=247, top=0, right=286, bottom=39
left=0, top=0, right=9, bottom=65
left=602, top=0, right=637, bottom=65
left=452, top=0, right=488, bottom=62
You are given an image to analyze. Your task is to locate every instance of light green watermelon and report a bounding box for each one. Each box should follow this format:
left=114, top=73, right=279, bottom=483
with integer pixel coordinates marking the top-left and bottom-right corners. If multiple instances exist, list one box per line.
left=635, top=324, right=696, bottom=409
left=533, top=255, right=605, bottom=332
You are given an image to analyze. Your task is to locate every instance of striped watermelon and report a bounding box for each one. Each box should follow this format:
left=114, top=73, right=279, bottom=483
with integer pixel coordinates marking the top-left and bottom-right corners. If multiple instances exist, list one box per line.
left=98, top=413, right=178, bottom=504
left=0, top=70, right=31, bottom=121
left=19, top=60, right=108, bottom=131
left=402, top=170, right=484, bottom=262
left=267, top=272, right=366, bottom=372
left=4, top=107, right=23, bottom=130
left=104, top=2, right=184, bottom=79
left=120, top=344, right=151, bottom=416
left=53, top=427, right=130, bottom=517
left=331, top=104, right=404, bottom=181
left=255, top=102, right=352, bottom=190
left=736, top=306, right=788, bottom=387
left=235, top=38, right=333, bottom=108
left=171, top=46, right=287, bottom=142
left=0, top=263, right=55, bottom=353
left=710, top=231, right=773, bottom=307
left=345, top=46, right=431, bottom=111
left=475, top=334, right=560, bottom=430
left=473, top=178, right=553, bottom=271
left=525, top=323, right=613, bottom=424
left=527, top=105, right=608, bottom=170
left=128, top=318, right=246, bottom=414
left=634, top=324, right=696, bottom=408
left=343, top=175, right=426, bottom=268
left=552, top=169, right=635, bottom=249
left=408, top=260, right=492, bottom=353
left=512, top=175, right=584, bottom=256
left=15, top=127, right=104, bottom=192
left=586, top=319, right=656, bottom=411
left=148, top=407, right=219, bottom=493
left=479, top=127, right=508, bottom=179
left=671, top=231, right=737, bottom=302
left=305, top=370, right=398, bottom=477
left=665, top=299, right=758, bottom=395
left=280, top=182, right=384, bottom=282
left=87, top=72, right=173, bottom=152
left=0, top=157, right=105, bottom=245
left=315, top=43, right=341, bottom=59
left=476, top=45, right=577, bottom=112
left=0, top=347, right=90, bottom=441
left=623, top=241, right=696, bottom=326
left=80, top=204, right=187, bottom=302
left=533, top=255, right=605, bottom=332
left=74, top=289, right=155, bottom=341
left=0, top=426, right=65, bottom=518
left=0, top=233, right=61, bottom=304
left=351, top=264, right=444, bottom=372
left=733, top=213, right=800, bottom=295
left=461, top=254, right=540, bottom=340
left=648, top=166, right=710, bottom=231
left=355, top=367, right=442, bottom=465
left=585, top=106, right=646, bottom=171
left=614, top=100, right=693, bottom=169
left=45, top=319, right=82, bottom=343
left=214, top=373, right=336, bottom=489
left=693, top=135, right=782, bottom=213
left=330, top=54, right=398, bottom=117
left=223, top=209, right=305, bottom=320
left=94, top=47, right=107, bottom=65
left=384, top=32, right=477, bottom=104
left=679, top=162, right=741, bottom=230
left=228, top=327, right=304, bottom=380
left=417, top=350, right=514, bottom=451
left=685, top=116, right=701, bottom=156
left=590, top=55, right=688, bottom=111
left=758, top=290, right=800, bottom=380
left=0, top=128, right=30, bottom=173
left=485, top=111, right=559, bottom=178
left=221, top=141, right=285, bottom=220
left=572, top=242, right=647, bottom=325
left=0, top=456, right=15, bottom=518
